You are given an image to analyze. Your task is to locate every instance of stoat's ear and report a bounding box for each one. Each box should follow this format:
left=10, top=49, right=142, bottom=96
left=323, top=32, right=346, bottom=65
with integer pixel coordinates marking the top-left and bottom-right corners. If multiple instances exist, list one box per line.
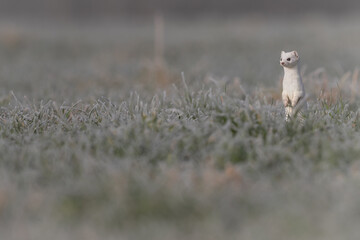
left=293, top=51, right=299, bottom=58
left=281, top=51, right=285, bottom=56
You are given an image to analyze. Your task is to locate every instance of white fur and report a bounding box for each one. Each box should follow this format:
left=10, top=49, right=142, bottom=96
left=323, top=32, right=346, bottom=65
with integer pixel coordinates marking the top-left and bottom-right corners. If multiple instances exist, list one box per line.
left=280, top=51, right=305, bottom=120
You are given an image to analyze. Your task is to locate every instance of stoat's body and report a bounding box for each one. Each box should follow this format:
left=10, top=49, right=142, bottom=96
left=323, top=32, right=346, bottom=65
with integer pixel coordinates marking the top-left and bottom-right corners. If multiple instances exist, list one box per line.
left=280, top=50, right=305, bottom=120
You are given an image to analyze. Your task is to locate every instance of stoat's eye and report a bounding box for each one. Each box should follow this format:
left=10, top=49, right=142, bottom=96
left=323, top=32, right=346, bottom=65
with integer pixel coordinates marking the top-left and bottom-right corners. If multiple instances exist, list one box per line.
left=280, top=58, right=282, bottom=61
left=287, top=58, right=291, bottom=61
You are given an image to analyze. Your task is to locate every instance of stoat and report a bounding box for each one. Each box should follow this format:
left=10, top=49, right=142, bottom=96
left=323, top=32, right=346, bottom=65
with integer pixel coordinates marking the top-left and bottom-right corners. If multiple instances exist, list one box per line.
left=280, top=50, right=305, bottom=120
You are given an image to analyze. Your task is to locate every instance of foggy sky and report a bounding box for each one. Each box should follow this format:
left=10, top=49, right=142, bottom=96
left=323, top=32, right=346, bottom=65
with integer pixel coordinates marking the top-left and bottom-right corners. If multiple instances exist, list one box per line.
left=0, top=0, right=357, bottom=19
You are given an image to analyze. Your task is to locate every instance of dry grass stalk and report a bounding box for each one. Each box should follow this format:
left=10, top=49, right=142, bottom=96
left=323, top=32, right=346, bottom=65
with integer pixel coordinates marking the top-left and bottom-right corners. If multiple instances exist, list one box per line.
left=152, top=13, right=171, bottom=87
left=351, top=68, right=359, bottom=103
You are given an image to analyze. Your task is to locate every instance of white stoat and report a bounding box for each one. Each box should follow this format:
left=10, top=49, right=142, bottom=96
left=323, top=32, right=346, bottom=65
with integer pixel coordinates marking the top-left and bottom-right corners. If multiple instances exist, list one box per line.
left=280, top=50, right=305, bottom=121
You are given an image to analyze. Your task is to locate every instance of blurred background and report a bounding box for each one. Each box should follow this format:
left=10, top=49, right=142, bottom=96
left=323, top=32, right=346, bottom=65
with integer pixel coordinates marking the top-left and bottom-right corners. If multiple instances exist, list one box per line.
left=0, top=0, right=359, bottom=101
left=1, top=0, right=360, bottom=19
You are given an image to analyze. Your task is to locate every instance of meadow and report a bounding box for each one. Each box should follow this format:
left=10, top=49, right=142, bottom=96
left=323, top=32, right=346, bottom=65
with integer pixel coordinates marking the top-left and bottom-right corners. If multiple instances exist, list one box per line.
left=0, top=16, right=360, bottom=239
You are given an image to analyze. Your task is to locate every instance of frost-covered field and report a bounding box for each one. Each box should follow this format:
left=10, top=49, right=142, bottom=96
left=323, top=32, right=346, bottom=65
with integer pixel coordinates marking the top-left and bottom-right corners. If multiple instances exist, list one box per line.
left=1, top=17, right=360, bottom=239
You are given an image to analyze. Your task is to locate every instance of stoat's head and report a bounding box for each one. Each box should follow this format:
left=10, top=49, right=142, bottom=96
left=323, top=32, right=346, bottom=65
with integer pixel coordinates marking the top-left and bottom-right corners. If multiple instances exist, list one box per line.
left=280, top=50, right=299, bottom=68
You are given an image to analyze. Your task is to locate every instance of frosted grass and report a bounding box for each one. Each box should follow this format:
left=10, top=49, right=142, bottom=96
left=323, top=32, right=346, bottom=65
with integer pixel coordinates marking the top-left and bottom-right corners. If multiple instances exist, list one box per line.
left=0, top=18, right=360, bottom=239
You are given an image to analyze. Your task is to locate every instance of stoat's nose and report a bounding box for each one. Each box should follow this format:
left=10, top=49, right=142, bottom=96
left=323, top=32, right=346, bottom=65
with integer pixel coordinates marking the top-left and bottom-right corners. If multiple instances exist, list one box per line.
left=281, top=62, right=285, bottom=66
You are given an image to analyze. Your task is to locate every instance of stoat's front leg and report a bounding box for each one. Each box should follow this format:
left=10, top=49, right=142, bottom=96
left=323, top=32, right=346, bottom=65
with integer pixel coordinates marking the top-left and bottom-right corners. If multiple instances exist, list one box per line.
left=282, top=93, right=292, bottom=121
left=291, top=91, right=304, bottom=108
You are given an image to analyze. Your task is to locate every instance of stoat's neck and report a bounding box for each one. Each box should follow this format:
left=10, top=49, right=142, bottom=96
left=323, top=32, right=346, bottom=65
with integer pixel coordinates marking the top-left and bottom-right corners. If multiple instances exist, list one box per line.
left=283, top=65, right=301, bottom=82
left=283, top=66, right=300, bottom=77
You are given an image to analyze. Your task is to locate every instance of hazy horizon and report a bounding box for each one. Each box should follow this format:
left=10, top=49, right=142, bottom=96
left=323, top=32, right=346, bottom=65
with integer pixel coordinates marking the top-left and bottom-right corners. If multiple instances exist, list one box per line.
left=0, top=0, right=359, bottom=20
